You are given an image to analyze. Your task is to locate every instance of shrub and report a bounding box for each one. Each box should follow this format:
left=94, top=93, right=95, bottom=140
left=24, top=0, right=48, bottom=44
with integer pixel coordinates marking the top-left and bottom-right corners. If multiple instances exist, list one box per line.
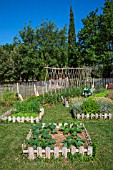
left=90, top=90, right=109, bottom=98
left=2, top=91, right=18, bottom=106
left=14, top=96, right=40, bottom=113
left=94, top=97, right=113, bottom=113
left=81, top=98, right=99, bottom=114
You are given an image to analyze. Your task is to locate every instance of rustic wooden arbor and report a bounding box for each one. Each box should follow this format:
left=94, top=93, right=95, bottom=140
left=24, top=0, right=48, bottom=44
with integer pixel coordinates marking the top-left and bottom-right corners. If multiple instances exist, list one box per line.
left=44, top=67, right=92, bottom=86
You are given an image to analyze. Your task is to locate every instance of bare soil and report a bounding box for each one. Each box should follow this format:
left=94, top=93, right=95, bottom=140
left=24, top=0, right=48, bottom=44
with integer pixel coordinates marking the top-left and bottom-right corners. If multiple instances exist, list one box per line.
left=51, top=129, right=88, bottom=149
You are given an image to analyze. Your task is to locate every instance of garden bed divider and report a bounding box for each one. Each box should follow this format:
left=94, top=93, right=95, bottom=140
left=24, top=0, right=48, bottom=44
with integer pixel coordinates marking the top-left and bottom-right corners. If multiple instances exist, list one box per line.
left=22, top=146, right=93, bottom=160
left=22, top=123, right=93, bottom=160
left=1, top=108, right=44, bottom=123
left=75, top=113, right=112, bottom=120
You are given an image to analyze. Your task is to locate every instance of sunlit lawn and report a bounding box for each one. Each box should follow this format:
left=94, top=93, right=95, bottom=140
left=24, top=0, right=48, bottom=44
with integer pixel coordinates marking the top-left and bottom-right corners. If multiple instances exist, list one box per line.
left=0, top=103, right=113, bottom=170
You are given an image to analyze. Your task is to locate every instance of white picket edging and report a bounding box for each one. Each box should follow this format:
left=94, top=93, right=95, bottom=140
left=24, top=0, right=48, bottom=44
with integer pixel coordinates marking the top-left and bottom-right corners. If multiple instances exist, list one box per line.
left=74, top=113, right=112, bottom=120
left=1, top=108, right=44, bottom=123
left=22, top=146, right=93, bottom=160
left=22, top=123, right=93, bottom=160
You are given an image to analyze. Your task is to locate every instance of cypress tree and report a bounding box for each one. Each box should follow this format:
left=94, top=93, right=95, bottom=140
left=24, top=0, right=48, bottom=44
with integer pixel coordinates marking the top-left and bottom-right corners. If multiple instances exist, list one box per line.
left=68, top=6, right=77, bottom=67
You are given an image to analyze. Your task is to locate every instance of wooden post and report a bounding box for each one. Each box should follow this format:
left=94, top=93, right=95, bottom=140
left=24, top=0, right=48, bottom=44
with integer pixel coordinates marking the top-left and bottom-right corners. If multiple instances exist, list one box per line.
left=45, top=147, right=50, bottom=159
left=54, top=147, right=59, bottom=158
left=77, top=114, right=80, bottom=120
left=62, top=147, right=67, bottom=158
left=104, top=113, right=108, bottom=119
left=71, top=146, right=76, bottom=155
left=87, top=146, right=93, bottom=156
left=28, top=147, right=35, bottom=160
left=109, top=113, right=112, bottom=119
left=12, top=116, right=16, bottom=123
left=34, top=84, right=39, bottom=96
left=86, top=114, right=89, bottom=119
left=37, top=147, right=42, bottom=157
left=8, top=116, right=12, bottom=122
left=79, top=146, right=84, bottom=155
left=95, top=113, right=98, bottom=119
left=31, top=116, right=34, bottom=123
left=82, top=113, right=84, bottom=120
left=65, top=98, right=69, bottom=107
left=91, top=113, right=94, bottom=119
left=21, top=116, right=25, bottom=123
left=17, top=83, right=19, bottom=94
left=36, top=117, right=39, bottom=123
left=17, top=116, right=20, bottom=122
left=100, top=113, right=103, bottom=119
left=18, top=93, right=23, bottom=101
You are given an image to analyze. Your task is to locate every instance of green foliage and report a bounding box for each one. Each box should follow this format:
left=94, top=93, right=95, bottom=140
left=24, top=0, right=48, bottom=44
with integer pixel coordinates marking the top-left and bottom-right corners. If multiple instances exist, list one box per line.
left=94, top=83, right=106, bottom=94
left=14, top=96, right=40, bottom=113
left=27, top=123, right=56, bottom=149
left=98, top=100, right=113, bottom=113
left=0, top=46, right=15, bottom=83
left=39, top=86, right=83, bottom=105
left=2, top=91, right=18, bottom=106
left=59, top=122, right=85, bottom=148
left=26, top=122, right=85, bottom=150
left=78, top=1, right=113, bottom=76
left=91, top=89, right=109, bottom=97
left=68, top=6, right=77, bottom=67
left=11, top=112, right=38, bottom=118
left=0, top=2, right=113, bottom=82
left=81, top=98, right=99, bottom=114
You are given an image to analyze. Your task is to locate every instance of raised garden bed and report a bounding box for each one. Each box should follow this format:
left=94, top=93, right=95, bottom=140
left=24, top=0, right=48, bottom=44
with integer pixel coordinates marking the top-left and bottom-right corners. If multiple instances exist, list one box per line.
left=22, top=122, right=93, bottom=159
left=0, top=108, right=44, bottom=123
left=70, top=96, right=113, bottom=120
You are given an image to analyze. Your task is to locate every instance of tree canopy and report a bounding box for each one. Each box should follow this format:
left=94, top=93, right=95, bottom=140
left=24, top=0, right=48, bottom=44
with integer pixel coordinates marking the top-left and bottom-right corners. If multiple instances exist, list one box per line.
left=0, top=1, right=113, bottom=82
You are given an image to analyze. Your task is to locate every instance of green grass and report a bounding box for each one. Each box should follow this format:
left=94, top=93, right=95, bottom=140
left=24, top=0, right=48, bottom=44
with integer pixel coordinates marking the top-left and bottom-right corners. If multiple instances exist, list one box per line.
left=41, top=103, right=73, bottom=123
left=0, top=119, right=113, bottom=170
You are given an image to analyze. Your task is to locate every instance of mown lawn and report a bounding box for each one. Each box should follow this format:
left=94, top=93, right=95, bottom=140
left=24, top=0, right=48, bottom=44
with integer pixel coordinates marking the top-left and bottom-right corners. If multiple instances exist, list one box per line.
left=0, top=103, right=113, bottom=170
left=41, top=103, right=73, bottom=123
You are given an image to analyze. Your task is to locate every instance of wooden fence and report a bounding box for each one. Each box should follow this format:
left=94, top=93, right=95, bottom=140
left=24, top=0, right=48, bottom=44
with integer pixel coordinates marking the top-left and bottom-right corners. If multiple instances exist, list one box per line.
left=74, top=113, right=112, bottom=120
left=0, top=108, right=44, bottom=123
left=22, top=123, right=93, bottom=159
left=1, top=78, right=113, bottom=99
left=22, top=146, right=93, bottom=160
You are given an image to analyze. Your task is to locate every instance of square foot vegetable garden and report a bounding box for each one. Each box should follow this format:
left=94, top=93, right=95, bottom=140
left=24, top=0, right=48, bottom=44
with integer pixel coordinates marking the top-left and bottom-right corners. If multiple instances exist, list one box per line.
left=22, top=122, right=93, bottom=159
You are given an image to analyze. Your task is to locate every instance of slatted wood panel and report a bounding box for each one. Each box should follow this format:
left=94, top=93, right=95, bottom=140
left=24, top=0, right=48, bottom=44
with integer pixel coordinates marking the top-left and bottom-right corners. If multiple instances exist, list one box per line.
left=74, top=113, right=112, bottom=120
left=22, top=146, right=93, bottom=160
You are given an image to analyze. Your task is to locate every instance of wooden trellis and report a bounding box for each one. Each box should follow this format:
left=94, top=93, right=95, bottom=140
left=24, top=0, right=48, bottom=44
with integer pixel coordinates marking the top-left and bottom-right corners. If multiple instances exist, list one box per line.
left=45, top=67, right=92, bottom=81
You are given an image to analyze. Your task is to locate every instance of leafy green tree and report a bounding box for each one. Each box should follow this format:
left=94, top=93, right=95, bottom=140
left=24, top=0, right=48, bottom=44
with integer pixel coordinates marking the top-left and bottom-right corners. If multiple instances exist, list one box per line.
left=100, top=1, right=113, bottom=76
left=12, top=20, right=68, bottom=81
left=68, top=6, right=77, bottom=67
left=0, top=46, right=14, bottom=82
left=77, top=1, right=113, bottom=77
left=36, top=20, right=68, bottom=68
left=13, top=23, right=41, bottom=81
left=78, top=9, right=101, bottom=66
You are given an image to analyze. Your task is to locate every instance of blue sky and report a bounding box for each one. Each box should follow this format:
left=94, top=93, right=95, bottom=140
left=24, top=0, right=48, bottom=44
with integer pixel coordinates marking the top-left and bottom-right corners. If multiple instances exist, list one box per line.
left=0, top=0, right=105, bottom=45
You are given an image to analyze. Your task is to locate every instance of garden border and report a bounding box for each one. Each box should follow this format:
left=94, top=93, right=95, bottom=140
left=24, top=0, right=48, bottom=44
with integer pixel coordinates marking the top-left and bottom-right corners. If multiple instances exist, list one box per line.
left=73, top=113, right=112, bottom=120
left=22, top=123, right=93, bottom=160
left=0, top=108, right=44, bottom=123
